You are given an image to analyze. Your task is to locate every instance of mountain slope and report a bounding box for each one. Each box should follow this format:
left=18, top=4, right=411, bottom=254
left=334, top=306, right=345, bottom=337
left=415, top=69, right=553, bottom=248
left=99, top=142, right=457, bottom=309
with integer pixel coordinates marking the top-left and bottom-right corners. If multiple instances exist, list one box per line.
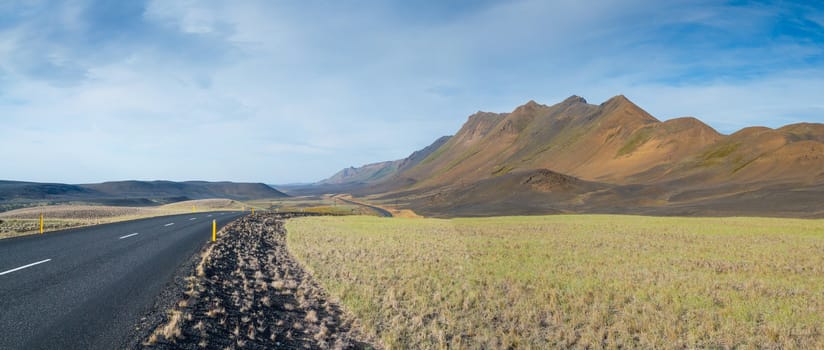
left=319, top=94, right=824, bottom=218
left=384, top=95, right=723, bottom=189
left=386, top=95, right=823, bottom=189
left=318, top=161, right=401, bottom=186
left=407, top=169, right=612, bottom=217
left=663, top=125, right=824, bottom=186
left=0, top=181, right=101, bottom=201
left=316, top=135, right=452, bottom=186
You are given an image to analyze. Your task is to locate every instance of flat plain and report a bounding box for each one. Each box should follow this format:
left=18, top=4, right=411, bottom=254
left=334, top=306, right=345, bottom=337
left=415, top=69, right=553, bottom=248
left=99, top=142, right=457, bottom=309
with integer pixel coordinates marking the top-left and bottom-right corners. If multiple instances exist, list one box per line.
left=287, top=215, right=824, bottom=349
left=0, top=199, right=251, bottom=238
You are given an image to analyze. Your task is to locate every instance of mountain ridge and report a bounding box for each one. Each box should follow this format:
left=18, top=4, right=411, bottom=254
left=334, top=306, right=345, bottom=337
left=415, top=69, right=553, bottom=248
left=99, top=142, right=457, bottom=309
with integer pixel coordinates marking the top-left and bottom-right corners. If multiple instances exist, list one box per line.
left=317, top=135, right=452, bottom=187
left=314, top=94, right=824, bottom=218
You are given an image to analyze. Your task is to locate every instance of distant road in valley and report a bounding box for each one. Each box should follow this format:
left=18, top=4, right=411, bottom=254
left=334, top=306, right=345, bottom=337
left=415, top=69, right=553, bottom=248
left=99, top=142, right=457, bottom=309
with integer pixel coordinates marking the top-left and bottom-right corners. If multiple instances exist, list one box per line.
left=0, top=211, right=246, bottom=349
left=334, top=195, right=393, bottom=217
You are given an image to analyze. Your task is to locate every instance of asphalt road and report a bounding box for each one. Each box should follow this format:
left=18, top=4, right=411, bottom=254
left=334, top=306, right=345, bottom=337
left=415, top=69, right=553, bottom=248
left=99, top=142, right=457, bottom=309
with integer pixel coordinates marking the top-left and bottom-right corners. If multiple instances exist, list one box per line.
left=0, top=211, right=246, bottom=349
left=334, top=196, right=393, bottom=217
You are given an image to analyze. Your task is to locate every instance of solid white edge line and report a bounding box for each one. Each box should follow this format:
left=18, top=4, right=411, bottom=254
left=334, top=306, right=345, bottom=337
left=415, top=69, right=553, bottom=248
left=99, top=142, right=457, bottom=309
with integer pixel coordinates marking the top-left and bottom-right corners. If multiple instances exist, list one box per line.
left=164, top=223, right=175, bottom=227
left=119, top=233, right=139, bottom=239
left=0, top=259, right=52, bottom=276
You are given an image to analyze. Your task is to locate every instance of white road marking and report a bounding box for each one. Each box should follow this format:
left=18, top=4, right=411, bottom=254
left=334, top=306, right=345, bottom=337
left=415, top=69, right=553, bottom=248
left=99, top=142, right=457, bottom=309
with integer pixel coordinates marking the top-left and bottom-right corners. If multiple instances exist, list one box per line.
left=164, top=223, right=175, bottom=227
left=0, top=259, right=52, bottom=276
left=207, top=215, right=212, bottom=217
left=119, top=233, right=139, bottom=239
left=189, top=217, right=197, bottom=221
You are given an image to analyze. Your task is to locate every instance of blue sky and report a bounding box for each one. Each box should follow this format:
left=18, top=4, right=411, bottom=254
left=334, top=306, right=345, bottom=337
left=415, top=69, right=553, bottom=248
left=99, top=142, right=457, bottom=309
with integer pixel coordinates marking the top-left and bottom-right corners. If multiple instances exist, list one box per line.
left=1, top=0, right=823, bottom=184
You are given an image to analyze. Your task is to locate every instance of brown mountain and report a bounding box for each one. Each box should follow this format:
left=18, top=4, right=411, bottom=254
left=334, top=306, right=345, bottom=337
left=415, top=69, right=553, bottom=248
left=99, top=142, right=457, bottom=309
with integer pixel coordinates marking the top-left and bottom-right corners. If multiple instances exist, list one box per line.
left=317, top=95, right=824, bottom=218
left=388, top=95, right=724, bottom=188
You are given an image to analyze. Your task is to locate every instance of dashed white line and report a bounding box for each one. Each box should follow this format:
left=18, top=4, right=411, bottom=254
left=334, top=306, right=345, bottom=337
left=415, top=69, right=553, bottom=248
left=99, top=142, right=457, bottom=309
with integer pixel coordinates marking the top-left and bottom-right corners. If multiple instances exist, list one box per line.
left=0, top=259, right=52, bottom=276
left=119, top=233, right=139, bottom=239
left=164, top=223, right=175, bottom=227
left=189, top=217, right=197, bottom=221
left=207, top=215, right=212, bottom=217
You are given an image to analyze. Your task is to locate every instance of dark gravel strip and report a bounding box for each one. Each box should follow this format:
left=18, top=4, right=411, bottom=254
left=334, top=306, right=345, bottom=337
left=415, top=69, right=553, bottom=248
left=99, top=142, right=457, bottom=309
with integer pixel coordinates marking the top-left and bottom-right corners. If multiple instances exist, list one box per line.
left=140, top=213, right=375, bottom=350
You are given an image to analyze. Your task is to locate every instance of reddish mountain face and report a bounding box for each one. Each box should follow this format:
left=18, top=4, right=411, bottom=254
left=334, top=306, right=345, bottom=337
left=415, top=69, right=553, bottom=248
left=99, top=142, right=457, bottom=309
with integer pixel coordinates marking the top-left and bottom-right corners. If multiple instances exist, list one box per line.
left=319, top=95, right=824, bottom=218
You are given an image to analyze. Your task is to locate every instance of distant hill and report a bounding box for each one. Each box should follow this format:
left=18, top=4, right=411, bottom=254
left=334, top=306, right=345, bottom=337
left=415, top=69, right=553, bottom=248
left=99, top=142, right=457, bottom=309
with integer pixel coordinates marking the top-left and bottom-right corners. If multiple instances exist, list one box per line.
left=317, top=135, right=452, bottom=186
left=318, top=161, right=402, bottom=186
left=0, top=180, right=287, bottom=211
left=315, top=95, right=824, bottom=218
left=81, top=181, right=287, bottom=200
left=0, top=181, right=98, bottom=201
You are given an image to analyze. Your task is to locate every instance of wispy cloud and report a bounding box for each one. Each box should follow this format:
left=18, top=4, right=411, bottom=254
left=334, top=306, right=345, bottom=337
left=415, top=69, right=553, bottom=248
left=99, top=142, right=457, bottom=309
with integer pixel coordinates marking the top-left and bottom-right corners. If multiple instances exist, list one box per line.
left=0, top=0, right=822, bottom=183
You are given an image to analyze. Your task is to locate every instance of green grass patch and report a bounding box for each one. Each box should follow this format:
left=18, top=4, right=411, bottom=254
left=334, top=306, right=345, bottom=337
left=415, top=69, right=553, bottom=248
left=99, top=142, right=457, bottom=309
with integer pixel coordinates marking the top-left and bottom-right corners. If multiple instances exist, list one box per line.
left=440, top=149, right=481, bottom=175
left=491, top=165, right=514, bottom=176
left=616, top=127, right=653, bottom=157
left=287, top=215, right=824, bottom=349
left=418, top=142, right=450, bottom=166
left=367, top=164, right=399, bottom=181
left=701, top=142, right=741, bottom=163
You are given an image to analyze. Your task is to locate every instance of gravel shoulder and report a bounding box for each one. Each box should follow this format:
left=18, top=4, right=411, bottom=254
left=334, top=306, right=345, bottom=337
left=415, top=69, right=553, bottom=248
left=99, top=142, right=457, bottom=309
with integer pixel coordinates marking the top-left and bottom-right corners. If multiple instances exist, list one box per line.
left=141, top=213, right=375, bottom=349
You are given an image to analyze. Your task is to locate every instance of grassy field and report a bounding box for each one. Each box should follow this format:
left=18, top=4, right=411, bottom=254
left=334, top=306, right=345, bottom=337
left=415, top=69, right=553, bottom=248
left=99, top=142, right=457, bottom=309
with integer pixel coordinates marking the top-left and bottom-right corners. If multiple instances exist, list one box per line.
left=247, top=195, right=395, bottom=217
left=0, top=199, right=250, bottom=239
left=286, top=215, right=824, bottom=349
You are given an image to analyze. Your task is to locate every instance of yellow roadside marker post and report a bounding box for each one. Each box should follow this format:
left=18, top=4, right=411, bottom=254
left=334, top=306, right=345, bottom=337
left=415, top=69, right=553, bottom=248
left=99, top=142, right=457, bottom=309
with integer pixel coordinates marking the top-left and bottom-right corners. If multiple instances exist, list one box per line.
left=252, top=208, right=255, bottom=215
left=192, top=205, right=196, bottom=213
left=212, top=220, right=216, bottom=242
left=40, top=213, right=44, bottom=234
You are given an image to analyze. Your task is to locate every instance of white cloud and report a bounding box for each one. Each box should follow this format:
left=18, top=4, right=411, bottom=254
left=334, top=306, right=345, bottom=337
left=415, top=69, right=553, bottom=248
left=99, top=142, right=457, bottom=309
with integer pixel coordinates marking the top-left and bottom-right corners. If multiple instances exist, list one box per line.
left=144, top=0, right=220, bottom=33
left=0, top=0, right=822, bottom=183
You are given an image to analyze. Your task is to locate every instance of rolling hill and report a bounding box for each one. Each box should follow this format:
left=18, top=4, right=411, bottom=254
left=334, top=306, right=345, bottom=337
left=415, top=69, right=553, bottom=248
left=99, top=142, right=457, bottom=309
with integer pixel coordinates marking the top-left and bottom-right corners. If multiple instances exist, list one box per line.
left=0, top=180, right=287, bottom=212
left=81, top=180, right=286, bottom=200
left=317, top=135, right=452, bottom=186
left=315, top=95, right=824, bottom=217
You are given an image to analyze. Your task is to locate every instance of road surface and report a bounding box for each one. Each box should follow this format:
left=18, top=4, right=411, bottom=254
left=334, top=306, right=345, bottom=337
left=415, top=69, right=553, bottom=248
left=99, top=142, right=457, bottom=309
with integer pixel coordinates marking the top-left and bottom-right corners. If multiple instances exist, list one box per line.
left=0, top=211, right=246, bottom=349
left=334, top=196, right=393, bottom=217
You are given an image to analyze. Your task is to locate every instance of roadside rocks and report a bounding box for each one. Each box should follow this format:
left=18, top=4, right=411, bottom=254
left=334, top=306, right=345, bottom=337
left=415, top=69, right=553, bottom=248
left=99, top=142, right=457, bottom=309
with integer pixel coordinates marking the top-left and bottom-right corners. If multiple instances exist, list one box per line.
left=143, top=213, right=372, bottom=349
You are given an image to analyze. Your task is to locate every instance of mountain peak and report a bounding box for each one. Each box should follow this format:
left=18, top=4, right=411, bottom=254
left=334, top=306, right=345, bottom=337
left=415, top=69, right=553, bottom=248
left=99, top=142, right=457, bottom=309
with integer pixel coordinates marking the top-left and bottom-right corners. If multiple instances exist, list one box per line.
left=522, top=100, right=545, bottom=109
left=513, top=100, right=548, bottom=114
left=467, top=111, right=505, bottom=124
left=603, top=94, right=631, bottom=105
left=563, top=95, right=588, bottom=104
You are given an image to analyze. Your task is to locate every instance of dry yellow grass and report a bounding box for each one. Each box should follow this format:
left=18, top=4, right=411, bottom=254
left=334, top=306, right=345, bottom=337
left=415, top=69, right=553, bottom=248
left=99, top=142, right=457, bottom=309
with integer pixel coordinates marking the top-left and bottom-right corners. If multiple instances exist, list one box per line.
left=0, top=205, right=160, bottom=238
left=246, top=196, right=332, bottom=210
left=0, top=204, right=158, bottom=220
left=249, top=195, right=394, bottom=217
left=335, top=194, right=423, bottom=218
left=158, top=198, right=252, bottom=212
left=286, top=215, right=824, bottom=349
left=0, top=198, right=253, bottom=238
left=145, top=310, right=183, bottom=345
left=388, top=209, right=422, bottom=218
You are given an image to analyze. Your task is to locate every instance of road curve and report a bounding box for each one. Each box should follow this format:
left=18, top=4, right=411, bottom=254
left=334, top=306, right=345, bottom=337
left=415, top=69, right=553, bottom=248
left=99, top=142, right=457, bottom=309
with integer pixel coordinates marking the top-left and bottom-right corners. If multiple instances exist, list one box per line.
left=335, top=196, right=393, bottom=217
left=0, top=211, right=246, bottom=349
